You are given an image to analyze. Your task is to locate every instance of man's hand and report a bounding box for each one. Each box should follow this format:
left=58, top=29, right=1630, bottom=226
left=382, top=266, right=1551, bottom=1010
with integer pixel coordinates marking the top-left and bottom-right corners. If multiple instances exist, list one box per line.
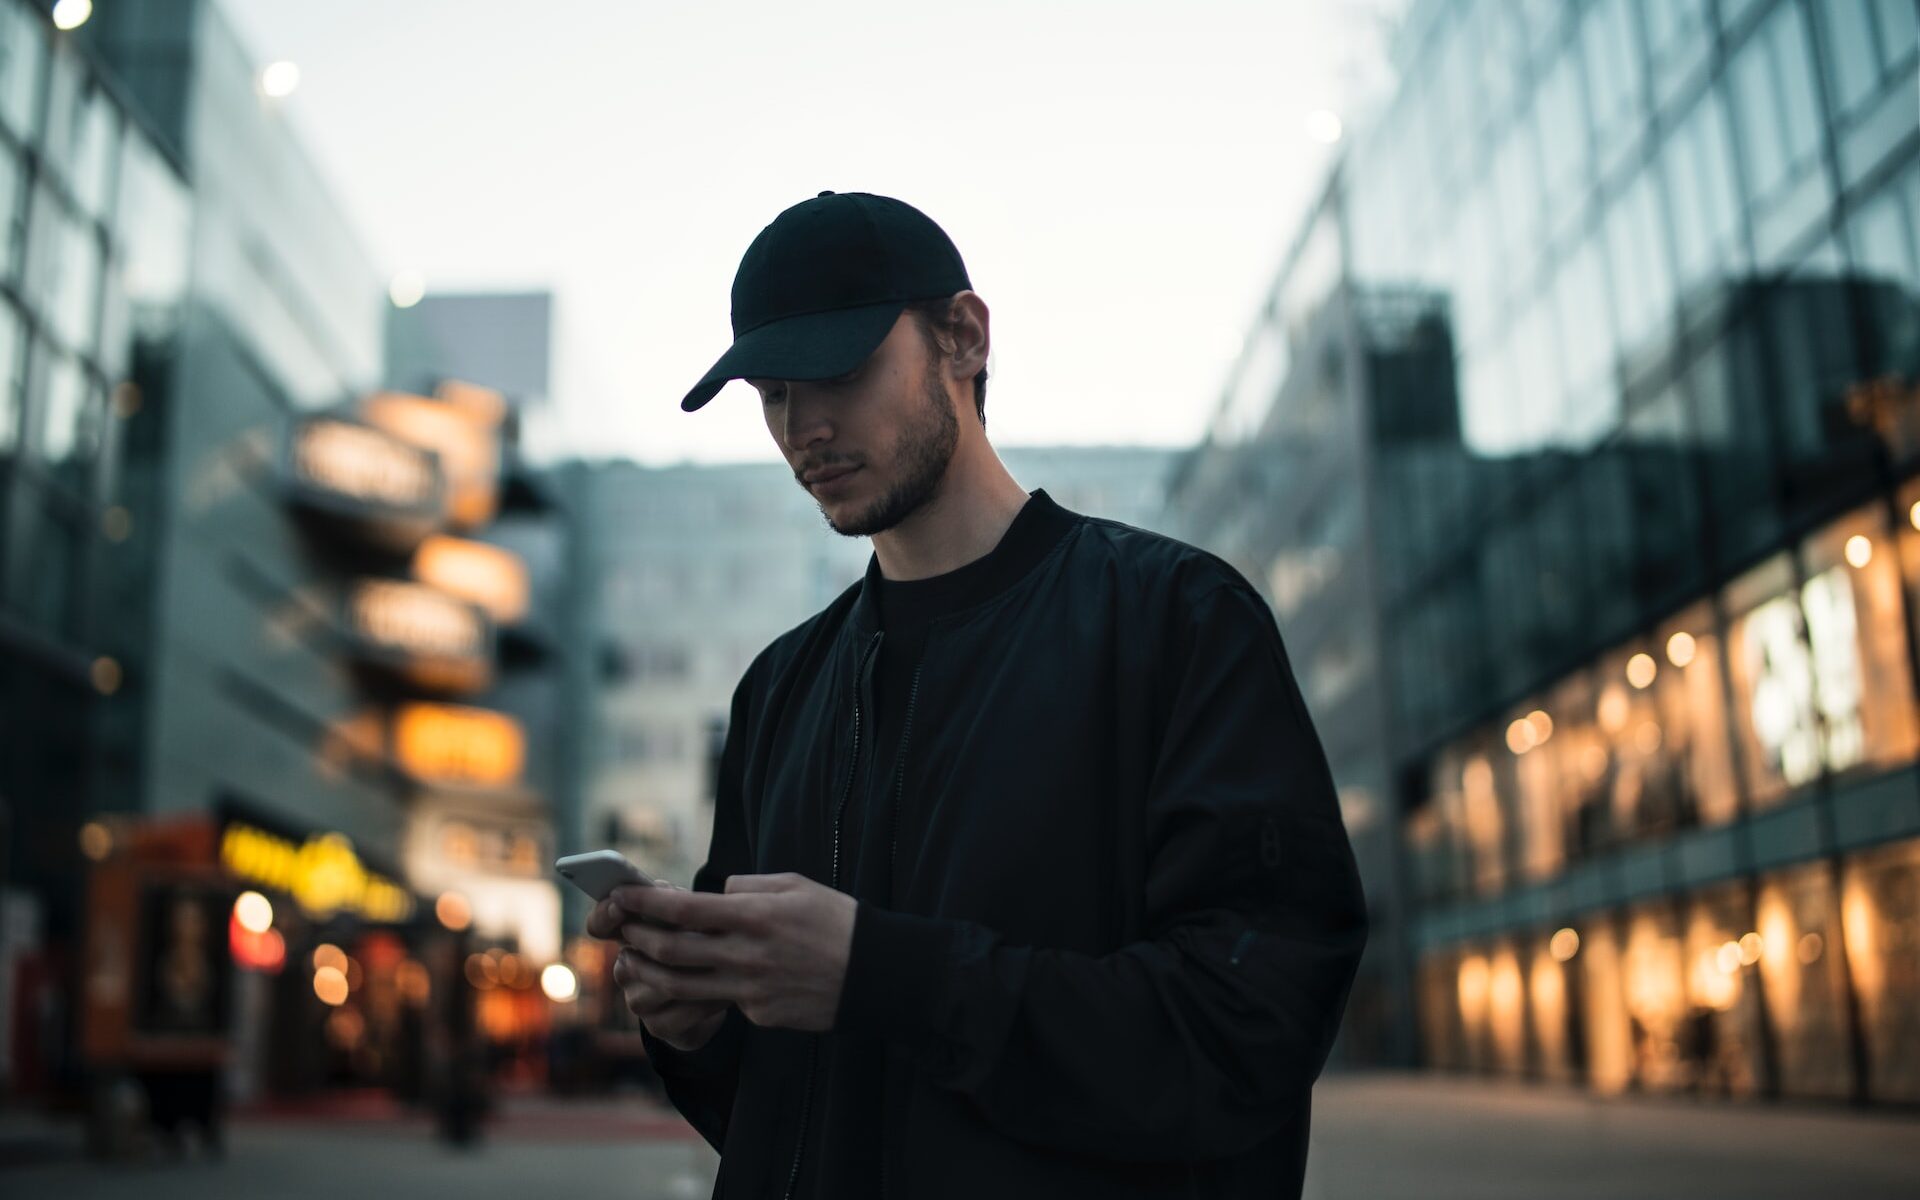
left=606, top=872, right=858, bottom=1034
left=585, top=881, right=730, bottom=1051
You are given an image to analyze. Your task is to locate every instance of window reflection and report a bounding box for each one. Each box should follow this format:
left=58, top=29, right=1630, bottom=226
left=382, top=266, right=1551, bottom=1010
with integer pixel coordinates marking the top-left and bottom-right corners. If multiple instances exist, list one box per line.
left=1654, top=603, right=1738, bottom=826
left=1580, top=918, right=1632, bottom=1095
left=1680, top=884, right=1766, bottom=1097
left=1526, top=930, right=1579, bottom=1083
left=1622, top=902, right=1689, bottom=1093
left=1726, top=553, right=1820, bottom=807
left=1755, top=865, right=1855, bottom=1099
left=1419, top=948, right=1465, bottom=1071
left=1801, top=505, right=1920, bottom=776
left=1841, top=838, right=1920, bottom=1101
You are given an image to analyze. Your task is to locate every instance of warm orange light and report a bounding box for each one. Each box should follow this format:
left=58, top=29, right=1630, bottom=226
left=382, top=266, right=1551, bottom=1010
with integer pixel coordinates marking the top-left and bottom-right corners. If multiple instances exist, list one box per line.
left=313, top=943, right=347, bottom=973
left=91, top=657, right=122, bottom=696
left=436, top=890, right=473, bottom=931
left=360, top=391, right=502, bottom=531
left=465, top=953, right=498, bottom=990
left=1738, top=931, right=1763, bottom=966
left=412, top=536, right=530, bottom=624
left=1843, top=534, right=1873, bottom=569
left=1506, top=718, right=1537, bottom=755
left=396, top=961, right=432, bottom=1005
left=1525, top=710, right=1553, bottom=743
left=79, top=821, right=113, bottom=862
left=1549, top=928, right=1580, bottom=962
left=1716, top=940, right=1742, bottom=974
left=1796, top=932, right=1824, bottom=965
left=1626, top=653, right=1657, bottom=689
left=348, top=579, right=487, bottom=661
left=1909, top=499, right=1920, bottom=532
left=1597, top=683, right=1630, bottom=733
left=314, top=966, right=349, bottom=1006
left=393, top=703, right=525, bottom=788
left=1666, top=631, right=1696, bottom=668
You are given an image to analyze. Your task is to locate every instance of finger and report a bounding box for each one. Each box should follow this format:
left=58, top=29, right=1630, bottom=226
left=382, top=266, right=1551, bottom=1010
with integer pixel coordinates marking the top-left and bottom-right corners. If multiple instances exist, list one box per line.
left=621, top=921, right=739, bottom=970
left=585, top=896, right=626, bottom=940
left=617, top=946, right=739, bottom=1004
left=622, top=886, right=754, bottom=934
left=723, top=872, right=801, bottom=894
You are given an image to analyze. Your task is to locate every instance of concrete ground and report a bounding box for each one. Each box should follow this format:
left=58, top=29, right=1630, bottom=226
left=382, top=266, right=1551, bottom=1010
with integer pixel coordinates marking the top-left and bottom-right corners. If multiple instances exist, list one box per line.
left=2, top=1073, right=1915, bottom=1198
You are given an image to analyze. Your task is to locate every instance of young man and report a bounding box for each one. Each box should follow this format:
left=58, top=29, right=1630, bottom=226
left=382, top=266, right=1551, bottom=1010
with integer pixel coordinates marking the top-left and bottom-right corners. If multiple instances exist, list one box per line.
left=584, top=191, right=1367, bottom=1199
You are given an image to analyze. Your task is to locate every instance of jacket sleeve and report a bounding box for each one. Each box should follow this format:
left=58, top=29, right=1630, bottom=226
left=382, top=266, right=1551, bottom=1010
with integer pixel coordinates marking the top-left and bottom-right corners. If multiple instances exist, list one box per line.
left=830, top=580, right=1368, bottom=1162
left=634, top=663, right=759, bottom=1153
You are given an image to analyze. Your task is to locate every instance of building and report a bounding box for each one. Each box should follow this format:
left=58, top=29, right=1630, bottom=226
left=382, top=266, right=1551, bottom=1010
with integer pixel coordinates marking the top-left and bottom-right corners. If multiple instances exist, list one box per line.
left=569, top=445, right=1176, bottom=924
left=1166, top=0, right=1920, bottom=1101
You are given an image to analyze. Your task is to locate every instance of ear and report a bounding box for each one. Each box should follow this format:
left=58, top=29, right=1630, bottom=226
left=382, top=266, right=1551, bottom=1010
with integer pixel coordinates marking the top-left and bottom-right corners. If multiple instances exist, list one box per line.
left=946, top=291, right=990, bottom=385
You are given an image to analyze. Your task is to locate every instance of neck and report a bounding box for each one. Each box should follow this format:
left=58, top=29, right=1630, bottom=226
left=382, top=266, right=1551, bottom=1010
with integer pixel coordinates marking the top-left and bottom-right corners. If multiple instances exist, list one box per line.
left=869, top=439, right=1031, bottom=581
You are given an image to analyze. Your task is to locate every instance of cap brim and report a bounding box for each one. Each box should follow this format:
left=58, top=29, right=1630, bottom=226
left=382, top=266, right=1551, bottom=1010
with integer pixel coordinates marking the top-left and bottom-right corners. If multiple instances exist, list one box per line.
left=681, top=300, right=909, bottom=412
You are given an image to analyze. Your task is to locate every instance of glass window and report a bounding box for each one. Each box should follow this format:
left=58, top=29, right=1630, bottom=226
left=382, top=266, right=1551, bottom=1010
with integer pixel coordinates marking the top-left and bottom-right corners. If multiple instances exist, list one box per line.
left=1455, top=944, right=1495, bottom=1071
left=1661, top=85, right=1747, bottom=304
left=1800, top=504, right=1920, bottom=778
left=1491, top=124, right=1546, bottom=303
left=1654, top=602, right=1740, bottom=826
left=0, top=300, right=19, bottom=455
left=1819, top=0, right=1886, bottom=117
left=1875, top=0, right=1920, bottom=73
left=1680, top=883, right=1768, bottom=1097
left=0, top=144, right=20, bottom=286
left=1621, top=901, right=1690, bottom=1093
left=1726, top=553, right=1820, bottom=808
left=1756, top=863, right=1857, bottom=1099
left=1579, top=916, right=1634, bottom=1094
left=1622, top=385, right=1709, bottom=611
left=2, top=481, right=84, bottom=638
left=1488, top=939, right=1529, bottom=1075
left=113, top=129, right=192, bottom=350
left=24, top=184, right=102, bottom=356
left=1535, top=49, right=1594, bottom=217
left=67, top=87, right=119, bottom=221
left=0, top=2, right=45, bottom=139
left=1689, top=322, right=1783, bottom=569
left=33, top=349, right=97, bottom=470
left=1460, top=740, right=1510, bottom=895
left=1592, top=638, right=1687, bottom=840
left=1551, top=240, right=1619, bottom=444
left=1848, top=172, right=1920, bottom=292
left=1841, top=837, right=1920, bottom=1101
left=1729, top=1, right=1827, bottom=201
left=1471, top=0, right=1526, bottom=120
left=1548, top=670, right=1613, bottom=858
left=1580, top=0, right=1647, bottom=158
left=1506, top=694, right=1566, bottom=880
left=1526, top=929, right=1580, bottom=1082
left=1604, top=169, right=1676, bottom=355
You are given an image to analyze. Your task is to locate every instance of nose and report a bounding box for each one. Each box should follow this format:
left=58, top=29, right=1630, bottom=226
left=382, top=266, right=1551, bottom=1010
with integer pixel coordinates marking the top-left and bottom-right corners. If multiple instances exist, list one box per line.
left=779, top=384, right=834, bottom=453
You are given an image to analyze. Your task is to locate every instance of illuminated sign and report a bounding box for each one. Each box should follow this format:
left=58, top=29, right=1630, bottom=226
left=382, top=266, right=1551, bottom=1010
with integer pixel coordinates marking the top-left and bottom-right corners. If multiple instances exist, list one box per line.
left=347, top=579, right=489, bottom=662
left=360, top=390, right=502, bottom=532
left=219, top=823, right=415, bottom=922
left=393, top=702, right=526, bottom=789
left=412, top=536, right=529, bottom=624
left=287, top=417, right=442, bottom=512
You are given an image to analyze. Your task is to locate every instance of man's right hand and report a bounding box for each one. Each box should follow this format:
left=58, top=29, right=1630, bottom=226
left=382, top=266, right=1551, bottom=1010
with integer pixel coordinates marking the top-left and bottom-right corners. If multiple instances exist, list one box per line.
left=586, top=885, right=732, bottom=1053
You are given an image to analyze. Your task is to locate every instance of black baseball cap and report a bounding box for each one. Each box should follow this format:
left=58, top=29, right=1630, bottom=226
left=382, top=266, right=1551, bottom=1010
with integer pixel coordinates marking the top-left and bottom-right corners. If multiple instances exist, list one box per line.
left=680, top=191, right=972, bottom=412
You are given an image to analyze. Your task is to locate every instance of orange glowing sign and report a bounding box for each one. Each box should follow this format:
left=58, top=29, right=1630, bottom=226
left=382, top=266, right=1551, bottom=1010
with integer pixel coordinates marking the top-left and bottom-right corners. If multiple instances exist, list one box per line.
left=393, top=702, right=525, bottom=789
left=360, top=390, right=502, bottom=531
left=290, top=417, right=441, bottom=510
left=412, top=536, right=529, bottom=624
left=347, top=579, right=489, bottom=663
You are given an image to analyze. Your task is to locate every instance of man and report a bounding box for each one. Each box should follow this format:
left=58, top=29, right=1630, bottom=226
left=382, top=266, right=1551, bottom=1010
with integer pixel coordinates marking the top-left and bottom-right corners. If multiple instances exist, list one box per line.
left=585, top=191, right=1367, bottom=1199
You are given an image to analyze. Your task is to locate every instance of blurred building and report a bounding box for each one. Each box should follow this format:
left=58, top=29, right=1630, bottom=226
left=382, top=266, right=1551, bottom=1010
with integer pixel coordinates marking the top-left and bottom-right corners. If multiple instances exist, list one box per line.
left=0, top=0, right=563, bottom=1112
left=568, top=445, right=1174, bottom=927
left=1167, top=0, right=1920, bottom=1103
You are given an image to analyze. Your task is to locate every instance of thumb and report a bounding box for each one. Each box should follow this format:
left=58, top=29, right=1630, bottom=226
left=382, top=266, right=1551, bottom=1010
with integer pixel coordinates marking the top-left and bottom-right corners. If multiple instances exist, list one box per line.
left=724, top=872, right=799, bottom=894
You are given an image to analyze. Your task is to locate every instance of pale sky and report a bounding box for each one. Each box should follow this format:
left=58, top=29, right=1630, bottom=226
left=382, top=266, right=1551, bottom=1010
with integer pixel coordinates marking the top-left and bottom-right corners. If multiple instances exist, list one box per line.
left=220, top=0, right=1397, bottom=466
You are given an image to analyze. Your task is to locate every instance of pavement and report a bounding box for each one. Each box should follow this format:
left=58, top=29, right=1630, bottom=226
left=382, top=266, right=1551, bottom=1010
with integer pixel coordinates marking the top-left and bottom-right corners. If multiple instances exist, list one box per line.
left=0, top=1072, right=1914, bottom=1198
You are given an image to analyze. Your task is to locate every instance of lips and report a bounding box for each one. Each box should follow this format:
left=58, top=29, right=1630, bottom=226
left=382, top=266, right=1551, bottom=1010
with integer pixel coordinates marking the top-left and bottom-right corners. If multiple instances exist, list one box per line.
left=803, top=465, right=859, bottom=485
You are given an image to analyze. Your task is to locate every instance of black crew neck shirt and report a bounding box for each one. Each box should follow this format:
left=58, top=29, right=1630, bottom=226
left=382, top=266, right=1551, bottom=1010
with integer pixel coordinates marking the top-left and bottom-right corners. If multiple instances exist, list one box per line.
left=803, top=488, right=1073, bottom=1200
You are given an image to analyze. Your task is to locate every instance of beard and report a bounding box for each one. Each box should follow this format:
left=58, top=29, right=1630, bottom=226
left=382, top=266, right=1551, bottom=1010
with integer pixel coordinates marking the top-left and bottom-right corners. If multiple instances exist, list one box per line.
left=818, top=362, right=959, bottom=538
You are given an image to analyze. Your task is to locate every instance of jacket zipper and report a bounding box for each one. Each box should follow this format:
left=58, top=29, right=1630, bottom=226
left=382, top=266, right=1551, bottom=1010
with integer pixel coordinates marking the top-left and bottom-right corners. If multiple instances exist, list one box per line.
left=782, top=628, right=882, bottom=1200
left=879, top=659, right=923, bottom=1200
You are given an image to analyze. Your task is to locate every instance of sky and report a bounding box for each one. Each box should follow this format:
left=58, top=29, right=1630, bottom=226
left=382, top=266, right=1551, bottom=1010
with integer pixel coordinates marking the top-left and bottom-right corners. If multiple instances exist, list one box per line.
left=219, top=0, right=1398, bottom=466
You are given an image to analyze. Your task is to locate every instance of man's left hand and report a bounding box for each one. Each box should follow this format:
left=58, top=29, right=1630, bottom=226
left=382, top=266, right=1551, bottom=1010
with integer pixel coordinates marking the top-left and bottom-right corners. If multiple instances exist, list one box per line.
left=609, top=872, right=858, bottom=1034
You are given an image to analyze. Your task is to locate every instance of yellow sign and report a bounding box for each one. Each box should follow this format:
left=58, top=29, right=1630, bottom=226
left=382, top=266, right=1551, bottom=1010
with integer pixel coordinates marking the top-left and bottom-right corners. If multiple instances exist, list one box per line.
left=219, top=824, right=415, bottom=922
left=360, top=390, right=502, bottom=531
left=291, top=418, right=438, bottom=509
left=394, top=702, right=525, bottom=789
left=412, top=536, right=530, bottom=624
left=348, top=579, right=488, bottom=661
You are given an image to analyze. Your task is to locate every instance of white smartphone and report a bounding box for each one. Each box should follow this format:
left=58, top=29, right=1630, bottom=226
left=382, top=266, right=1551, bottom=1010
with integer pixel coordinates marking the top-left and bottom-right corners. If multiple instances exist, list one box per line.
left=555, top=849, right=663, bottom=902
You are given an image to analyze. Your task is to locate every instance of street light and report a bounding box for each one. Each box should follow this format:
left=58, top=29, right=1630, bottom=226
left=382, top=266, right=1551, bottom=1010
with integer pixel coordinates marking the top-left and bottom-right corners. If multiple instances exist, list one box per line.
left=52, top=0, right=91, bottom=32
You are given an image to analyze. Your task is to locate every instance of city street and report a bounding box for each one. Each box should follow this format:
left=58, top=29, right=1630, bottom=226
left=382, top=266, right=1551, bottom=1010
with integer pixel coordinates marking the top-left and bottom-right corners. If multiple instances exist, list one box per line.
left=5, top=1073, right=1917, bottom=1199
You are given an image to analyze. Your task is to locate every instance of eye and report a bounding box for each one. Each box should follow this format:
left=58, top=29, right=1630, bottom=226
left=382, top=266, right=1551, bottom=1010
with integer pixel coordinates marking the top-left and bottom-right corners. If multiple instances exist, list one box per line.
left=759, top=383, right=787, bottom=404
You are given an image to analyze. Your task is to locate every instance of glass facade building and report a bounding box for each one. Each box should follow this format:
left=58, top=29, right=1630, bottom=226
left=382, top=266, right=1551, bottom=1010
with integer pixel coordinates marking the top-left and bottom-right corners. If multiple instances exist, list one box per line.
left=1167, top=0, right=1920, bottom=1100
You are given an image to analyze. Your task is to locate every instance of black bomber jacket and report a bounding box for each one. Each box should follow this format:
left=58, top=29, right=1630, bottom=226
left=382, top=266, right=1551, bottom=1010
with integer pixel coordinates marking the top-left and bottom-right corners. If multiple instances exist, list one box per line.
left=635, top=488, right=1368, bottom=1200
